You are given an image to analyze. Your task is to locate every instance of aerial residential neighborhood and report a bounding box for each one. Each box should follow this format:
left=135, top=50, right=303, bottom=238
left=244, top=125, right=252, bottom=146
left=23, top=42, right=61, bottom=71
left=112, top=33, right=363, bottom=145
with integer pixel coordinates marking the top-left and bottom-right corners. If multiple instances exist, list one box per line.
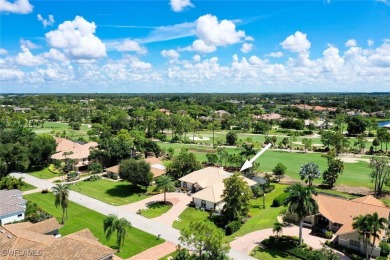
left=1, top=0, right=390, bottom=259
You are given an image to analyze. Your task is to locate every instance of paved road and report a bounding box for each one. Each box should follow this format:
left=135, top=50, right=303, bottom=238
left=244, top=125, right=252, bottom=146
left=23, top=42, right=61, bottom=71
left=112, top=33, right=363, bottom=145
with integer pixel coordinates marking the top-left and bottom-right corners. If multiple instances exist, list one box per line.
left=13, top=173, right=255, bottom=260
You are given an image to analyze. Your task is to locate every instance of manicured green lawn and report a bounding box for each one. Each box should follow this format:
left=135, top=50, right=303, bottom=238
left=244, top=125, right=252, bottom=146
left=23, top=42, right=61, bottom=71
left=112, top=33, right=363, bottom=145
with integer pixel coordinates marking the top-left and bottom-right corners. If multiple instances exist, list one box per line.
left=32, top=121, right=90, bottom=140
left=141, top=202, right=172, bottom=218
left=158, top=141, right=373, bottom=188
left=70, top=179, right=155, bottom=205
left=20, top=183, right=37, bottom=191
left=24, top=192, right=163, bottom=258
left=250, top=246, right=298, bottom=260
left=316, top=187, right=358, bottom=199
left=172, top=207, right=209, bottom=230
left=27, top=167, right=58, bottom=179
left=225, top=184, right=287, bottom=242
left=159, top=251, right=179, bottom=260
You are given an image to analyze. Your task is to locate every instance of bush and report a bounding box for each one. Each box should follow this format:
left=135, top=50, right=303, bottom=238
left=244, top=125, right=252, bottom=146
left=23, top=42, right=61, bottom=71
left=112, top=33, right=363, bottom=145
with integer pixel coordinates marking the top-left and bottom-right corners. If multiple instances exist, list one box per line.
left=154, top=132, right=167, bottom=141
left=264, top=184, right=275, bottom=193
left=303, top=130, right=313, bottom=135
left=251, top=185, right=264, bottom=198
left=225, top=220, right=241, bottom=235
left=87, top=174, right=102, bottom=182
left=41, top=189, right=49, bottom=194
left=325, top=231, right=333, bottom=239
left=272, top=192, right=288, bottom=207
left=380, top=241, right=390, bottom=256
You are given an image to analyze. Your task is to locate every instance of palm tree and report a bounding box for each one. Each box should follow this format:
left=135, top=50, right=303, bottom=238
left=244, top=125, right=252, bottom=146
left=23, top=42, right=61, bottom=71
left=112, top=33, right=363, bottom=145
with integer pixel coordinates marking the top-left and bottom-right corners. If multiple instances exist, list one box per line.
left=0, top=176, right=25, bottom=190
left=155, top=175, right=176, bottom=204
left=283, top=183, right=318, bottom=245
left=368, top=212, right=387, bottom=258
left=103, top=215, right=131, bottom=252
left=272, top=222, right=283, bottom=238
left=240, top=143, right=257, bottom=160
left=52, top=183, right=70, bottom=224
left=353, top=215, right=372, bottom=260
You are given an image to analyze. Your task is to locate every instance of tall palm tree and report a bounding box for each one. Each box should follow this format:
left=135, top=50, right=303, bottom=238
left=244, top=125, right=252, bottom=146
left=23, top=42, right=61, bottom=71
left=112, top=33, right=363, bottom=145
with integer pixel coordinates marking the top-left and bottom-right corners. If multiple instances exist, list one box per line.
left=283, top=183, right=318, bottom=245
left=353, top=215, right=372, bottom=260
left=103, top=215, right=131, bottom=252
left=155, top=175, right=176, bottom=204
left=240, top=143, right=257, bottom=160
left=52, top=183, right=70, bottom=224
left=368, top=212, right=387, bottom=258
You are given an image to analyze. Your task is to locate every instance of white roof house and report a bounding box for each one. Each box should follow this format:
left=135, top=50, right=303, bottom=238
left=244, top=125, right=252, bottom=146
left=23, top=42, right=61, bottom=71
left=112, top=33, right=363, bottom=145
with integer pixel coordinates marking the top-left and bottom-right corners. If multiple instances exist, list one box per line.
left=0, top=189, right=26, bottom=225
left=179, top=167, right=256, bottom=212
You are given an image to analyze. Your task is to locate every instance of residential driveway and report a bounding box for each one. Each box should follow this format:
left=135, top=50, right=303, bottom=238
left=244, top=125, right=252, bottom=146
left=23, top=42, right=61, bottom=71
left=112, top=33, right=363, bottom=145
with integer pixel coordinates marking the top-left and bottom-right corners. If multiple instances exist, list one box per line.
left=12, top=173, right=255, bottom=260
left=127, top=241, right=176, bottom=260
left=230, top=224, right=350, bottom=260
left=120, top=192, right=192, bottom=226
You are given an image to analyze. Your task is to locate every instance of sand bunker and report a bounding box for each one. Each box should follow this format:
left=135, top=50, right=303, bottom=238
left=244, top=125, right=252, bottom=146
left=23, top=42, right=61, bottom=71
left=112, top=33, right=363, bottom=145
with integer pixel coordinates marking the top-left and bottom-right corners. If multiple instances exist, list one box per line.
left=191, top=136, right=210, bottom=141
left=338, top=156, right=370, bottom=163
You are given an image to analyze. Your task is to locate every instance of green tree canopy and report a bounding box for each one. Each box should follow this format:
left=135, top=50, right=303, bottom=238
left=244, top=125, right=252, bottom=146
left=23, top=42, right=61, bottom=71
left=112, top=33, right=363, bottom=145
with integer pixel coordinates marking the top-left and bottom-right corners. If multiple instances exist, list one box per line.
left=119, top=159, right=153, bottom=187
left=166, top=149, right=201, bottom=179
left=222, top=172, right=253, bottom=222
left=299, top=162, right=321, bottom=187
left=179, top=221, right=230, bottom=258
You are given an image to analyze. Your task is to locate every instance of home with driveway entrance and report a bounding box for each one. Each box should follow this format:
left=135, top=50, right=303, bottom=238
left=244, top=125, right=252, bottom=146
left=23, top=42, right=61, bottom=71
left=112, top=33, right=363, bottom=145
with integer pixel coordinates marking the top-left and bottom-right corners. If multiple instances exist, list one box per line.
left=179, top=167, right=256, bottom=212
left=289, top=194, right=390, bottom=257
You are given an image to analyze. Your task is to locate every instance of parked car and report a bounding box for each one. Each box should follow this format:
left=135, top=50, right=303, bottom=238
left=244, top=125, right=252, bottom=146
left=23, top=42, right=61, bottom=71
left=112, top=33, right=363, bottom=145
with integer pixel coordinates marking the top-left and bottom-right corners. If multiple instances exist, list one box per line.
left=67, top=171, right=80, bottom=182
left=311, top=227, right=328, bottom=238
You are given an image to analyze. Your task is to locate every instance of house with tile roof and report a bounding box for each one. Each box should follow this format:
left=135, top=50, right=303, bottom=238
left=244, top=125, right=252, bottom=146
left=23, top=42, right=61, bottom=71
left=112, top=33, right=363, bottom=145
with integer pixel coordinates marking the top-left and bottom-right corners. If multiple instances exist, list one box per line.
left=299, top=194, right=390, bottom=257
left=105, top=157, right=166, bottom=180
left=0, top=218, right=114, bottom=260
left=51, top=142, right=98, bottom=171
left=54, top=137, right=81, bottom=153
left=0, top=190, right=26, bottom=225
left=179, top=167, right=256, bottom=212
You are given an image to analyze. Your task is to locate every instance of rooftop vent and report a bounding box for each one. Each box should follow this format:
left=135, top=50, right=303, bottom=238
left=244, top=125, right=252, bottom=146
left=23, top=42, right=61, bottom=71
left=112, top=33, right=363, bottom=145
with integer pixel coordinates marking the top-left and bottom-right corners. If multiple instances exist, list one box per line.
left=7, top=234, right=13, bottom=239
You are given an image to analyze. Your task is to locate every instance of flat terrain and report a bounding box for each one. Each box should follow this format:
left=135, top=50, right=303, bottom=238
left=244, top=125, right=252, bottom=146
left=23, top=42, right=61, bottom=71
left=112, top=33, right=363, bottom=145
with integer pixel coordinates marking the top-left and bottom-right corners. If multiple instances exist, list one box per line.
left=141, top=202, right=172, bottom=218
left=27, top=167, right=58, bottom=179
left=70, top=179, right=155, bottom=206
left=24, top=192, right=163, bottom=258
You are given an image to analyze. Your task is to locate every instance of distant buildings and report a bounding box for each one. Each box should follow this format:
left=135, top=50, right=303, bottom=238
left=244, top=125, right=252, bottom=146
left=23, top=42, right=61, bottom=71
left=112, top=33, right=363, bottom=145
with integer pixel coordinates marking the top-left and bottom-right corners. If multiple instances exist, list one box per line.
left=13, top=107, right=31, bottom=113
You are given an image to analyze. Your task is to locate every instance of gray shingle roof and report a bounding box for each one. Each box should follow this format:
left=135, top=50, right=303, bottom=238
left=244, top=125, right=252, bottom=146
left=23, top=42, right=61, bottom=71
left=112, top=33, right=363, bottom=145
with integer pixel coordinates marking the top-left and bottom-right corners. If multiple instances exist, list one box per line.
left=0, top=189, right=26, bottom=217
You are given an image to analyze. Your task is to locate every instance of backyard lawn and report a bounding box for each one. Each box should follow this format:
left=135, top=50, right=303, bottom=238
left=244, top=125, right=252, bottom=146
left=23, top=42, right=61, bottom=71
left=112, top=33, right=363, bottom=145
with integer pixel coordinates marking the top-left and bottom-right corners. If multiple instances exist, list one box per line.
left=24, top=192, right=163, bottom=258
left=27, top=167, right=58, bottom=179
left=70, top=179, right=155, bottom=205
left=141, top=202, right=172, bottom=218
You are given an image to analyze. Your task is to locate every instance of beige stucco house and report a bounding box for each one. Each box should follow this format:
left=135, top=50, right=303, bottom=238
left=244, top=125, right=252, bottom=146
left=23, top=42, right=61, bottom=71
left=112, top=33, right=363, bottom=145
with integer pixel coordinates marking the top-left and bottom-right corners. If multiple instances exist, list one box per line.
left=299, top=194, right=390, bottom=257
left=51, top=141, right=97, bottom=171
left=179, top=167, right=256, bottom=212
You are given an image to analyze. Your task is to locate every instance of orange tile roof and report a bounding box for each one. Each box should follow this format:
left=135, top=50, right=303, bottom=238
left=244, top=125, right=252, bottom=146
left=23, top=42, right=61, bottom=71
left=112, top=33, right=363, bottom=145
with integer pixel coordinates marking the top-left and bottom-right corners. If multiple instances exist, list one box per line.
left=54, top=137, right=81, bottom=153
left=1, top=220, right=114, bottom=260
left=105, top=165, right=120, bottom=174
left=51, top=142, right=97, bottom=160
left=313, top=194, right=390, bottom=237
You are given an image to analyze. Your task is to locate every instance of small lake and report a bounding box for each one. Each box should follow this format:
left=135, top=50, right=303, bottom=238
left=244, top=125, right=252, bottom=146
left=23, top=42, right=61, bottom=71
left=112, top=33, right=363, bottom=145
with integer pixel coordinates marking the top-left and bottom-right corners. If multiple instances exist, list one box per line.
left=378, top=121, right=390, bottom=127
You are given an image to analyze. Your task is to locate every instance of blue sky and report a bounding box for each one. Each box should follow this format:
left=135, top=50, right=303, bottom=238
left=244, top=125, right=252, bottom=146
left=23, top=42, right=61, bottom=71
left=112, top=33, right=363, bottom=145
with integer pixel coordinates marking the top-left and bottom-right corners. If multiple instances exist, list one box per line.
left=0, top=0, right=389, bottom=93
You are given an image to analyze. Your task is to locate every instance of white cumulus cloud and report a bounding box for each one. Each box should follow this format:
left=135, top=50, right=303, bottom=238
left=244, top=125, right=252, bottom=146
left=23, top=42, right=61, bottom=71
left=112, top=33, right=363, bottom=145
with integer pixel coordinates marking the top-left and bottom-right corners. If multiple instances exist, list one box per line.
left=184, top=14, right=247, bottom=53
left=37, top=14, right=55, bottom=28
left=20, top=39, right=39, bottom=49
left=280, top=31, right=311, bottom=54
left=161, top=49, right=180, bottom=59
left=0, top=0, right=33, bottom=14
left=345, top=39, right=357, bottom=47
left=170, top=0, right=194, bottom=12
left=0, top=48, right=8, bottom=55
left=114, top=39, right=147, bottom=54
left=267, top=51, right=283, bottom=58
left=368, top=39, right=374, bottom=47
left=45, top=16, right=106, bottom=60
left=15, top=45, right=46, bottom=67
left=241, top=43, right=253, bottom=53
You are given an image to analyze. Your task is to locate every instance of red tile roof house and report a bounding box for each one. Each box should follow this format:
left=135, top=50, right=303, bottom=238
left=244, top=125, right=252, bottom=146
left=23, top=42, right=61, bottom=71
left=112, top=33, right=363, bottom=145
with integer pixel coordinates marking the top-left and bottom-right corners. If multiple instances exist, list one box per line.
left=105, top=157, right=166, bottom=180
left=0, top=218, right=114, bottom=260
left=179, top=167, right=256, bottom=212
left=0, top=190, right=26, bottom=225
left=51, top=141, right=98, bottom=172
left=288, top=194, right=390, bottom=257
